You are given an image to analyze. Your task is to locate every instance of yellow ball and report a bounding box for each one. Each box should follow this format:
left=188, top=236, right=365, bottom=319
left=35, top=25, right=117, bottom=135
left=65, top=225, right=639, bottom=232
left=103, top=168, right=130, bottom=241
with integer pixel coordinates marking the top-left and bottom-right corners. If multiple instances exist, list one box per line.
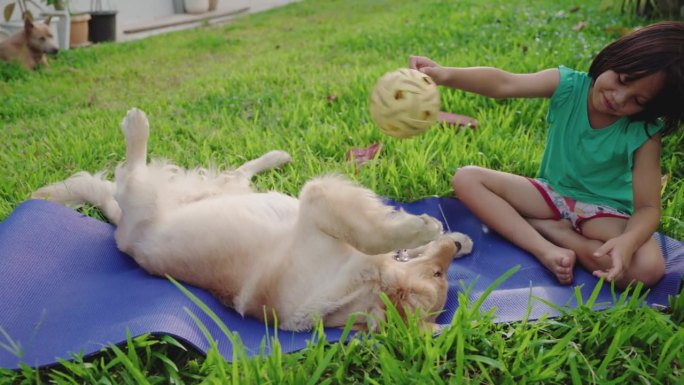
left=369, top=68, right=440, bottom=138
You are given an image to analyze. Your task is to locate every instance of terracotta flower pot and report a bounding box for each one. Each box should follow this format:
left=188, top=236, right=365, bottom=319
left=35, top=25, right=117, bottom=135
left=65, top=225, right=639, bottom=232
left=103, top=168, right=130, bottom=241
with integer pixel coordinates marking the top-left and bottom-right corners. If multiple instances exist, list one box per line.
left=184, top=0, right=209, bottom=14
left=70, top=13, right=91, bottom=48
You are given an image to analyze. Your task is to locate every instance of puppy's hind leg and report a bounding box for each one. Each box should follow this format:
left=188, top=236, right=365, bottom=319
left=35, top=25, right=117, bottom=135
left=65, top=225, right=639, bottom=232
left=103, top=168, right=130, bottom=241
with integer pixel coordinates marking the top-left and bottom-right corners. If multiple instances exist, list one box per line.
left=121, top=108, right=150, bottom=172
left=32, top=171, right=122, bottom=224
left=113, top=108, right=156, bottom=251
left=30, top=110, right=150, bottom=226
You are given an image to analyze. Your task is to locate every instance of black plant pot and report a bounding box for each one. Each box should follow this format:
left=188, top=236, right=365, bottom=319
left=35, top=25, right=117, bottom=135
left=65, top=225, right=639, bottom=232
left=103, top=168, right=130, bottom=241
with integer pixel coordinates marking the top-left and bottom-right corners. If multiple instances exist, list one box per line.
left=88, top=11, right=117, bottom=43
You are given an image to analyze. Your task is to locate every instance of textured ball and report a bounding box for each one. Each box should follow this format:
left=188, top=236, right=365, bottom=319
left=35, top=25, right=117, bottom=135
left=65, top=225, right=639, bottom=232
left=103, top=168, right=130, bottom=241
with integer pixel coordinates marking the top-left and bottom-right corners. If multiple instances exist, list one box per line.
left=369, top=68, right=440, bottom=138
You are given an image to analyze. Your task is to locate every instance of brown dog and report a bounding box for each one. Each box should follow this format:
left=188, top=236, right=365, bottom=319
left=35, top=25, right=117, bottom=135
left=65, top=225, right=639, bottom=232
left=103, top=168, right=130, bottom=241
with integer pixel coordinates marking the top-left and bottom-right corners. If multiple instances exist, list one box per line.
left=0, top=18, right=59, bottom=69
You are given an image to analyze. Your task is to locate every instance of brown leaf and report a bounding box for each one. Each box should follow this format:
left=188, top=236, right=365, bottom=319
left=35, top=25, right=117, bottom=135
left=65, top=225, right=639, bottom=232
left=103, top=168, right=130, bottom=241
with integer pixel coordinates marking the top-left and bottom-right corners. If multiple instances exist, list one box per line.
left=572, top=21, right=587, bottom=32
left=604, top=25, right=635, bottom=37
left=346, top=143, right=382, bottom=167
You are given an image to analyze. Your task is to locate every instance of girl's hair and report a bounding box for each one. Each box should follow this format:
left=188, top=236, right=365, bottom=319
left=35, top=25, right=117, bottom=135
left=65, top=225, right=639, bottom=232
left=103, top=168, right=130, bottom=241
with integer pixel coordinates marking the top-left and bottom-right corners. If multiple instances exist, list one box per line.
left=588, top=21, right=684, bottom=136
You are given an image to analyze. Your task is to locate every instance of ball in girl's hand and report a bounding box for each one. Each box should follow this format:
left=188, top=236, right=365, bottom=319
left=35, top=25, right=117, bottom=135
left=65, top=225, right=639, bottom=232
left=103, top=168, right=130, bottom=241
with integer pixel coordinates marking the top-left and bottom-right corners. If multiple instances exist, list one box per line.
left=369, top=68, right=440, bottom=138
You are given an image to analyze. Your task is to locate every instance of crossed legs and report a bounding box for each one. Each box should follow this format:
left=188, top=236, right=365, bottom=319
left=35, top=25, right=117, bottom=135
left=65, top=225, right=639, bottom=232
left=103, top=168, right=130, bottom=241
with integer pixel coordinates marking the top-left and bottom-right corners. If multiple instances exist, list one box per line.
left=453, top=166, right=664, bottom=288
left=528, top=217, right=664, bottom=288
left=452, top=166, right=575, bottom=284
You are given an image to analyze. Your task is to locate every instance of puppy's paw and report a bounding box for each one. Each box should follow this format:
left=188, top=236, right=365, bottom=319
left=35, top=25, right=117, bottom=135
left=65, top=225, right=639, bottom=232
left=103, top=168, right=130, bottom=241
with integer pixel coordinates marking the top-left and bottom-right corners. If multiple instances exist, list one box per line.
left=31, top=186, right=51, bottom=200
left=400, top=213, right=443, bottom=246
left=261, top=150, right=292, bottom=168
left=122, top=108, right=149, bottom=135
left=444, top=232, right=473, bottom=258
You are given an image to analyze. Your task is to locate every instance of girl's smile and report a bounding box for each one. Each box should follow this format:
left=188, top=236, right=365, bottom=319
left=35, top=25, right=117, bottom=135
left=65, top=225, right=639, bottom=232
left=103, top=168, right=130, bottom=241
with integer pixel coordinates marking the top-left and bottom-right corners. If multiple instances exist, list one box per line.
left=601, top=93, right=615, bottom=112
left=588, top=70, right=665, bottom=128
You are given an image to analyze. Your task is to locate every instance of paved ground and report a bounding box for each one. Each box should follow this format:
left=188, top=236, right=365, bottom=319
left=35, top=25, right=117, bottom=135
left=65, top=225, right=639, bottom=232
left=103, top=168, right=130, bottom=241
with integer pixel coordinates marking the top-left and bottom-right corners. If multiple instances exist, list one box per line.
left=119, top=0, right=298, bottom=42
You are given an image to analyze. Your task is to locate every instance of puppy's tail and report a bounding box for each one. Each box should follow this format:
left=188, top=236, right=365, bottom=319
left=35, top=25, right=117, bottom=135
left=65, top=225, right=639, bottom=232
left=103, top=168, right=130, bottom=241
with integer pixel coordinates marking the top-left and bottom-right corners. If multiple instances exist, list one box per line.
left=32, top=171, right=121, bottom=224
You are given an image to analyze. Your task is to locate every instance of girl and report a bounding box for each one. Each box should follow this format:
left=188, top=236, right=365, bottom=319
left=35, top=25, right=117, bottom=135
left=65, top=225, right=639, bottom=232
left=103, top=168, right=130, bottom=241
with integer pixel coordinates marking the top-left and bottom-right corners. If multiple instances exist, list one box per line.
left=410, top=21, right=684, bottom=288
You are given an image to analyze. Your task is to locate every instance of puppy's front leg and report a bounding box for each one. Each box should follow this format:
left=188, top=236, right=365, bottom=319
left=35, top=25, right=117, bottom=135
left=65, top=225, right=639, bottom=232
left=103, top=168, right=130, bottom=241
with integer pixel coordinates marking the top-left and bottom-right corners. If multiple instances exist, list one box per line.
left=216, top=151, right=292, bottom=193
left=297, top=176, right=442, bottom=254
left=234, top=150, right=292, bottom=180
left=400, top=232, right=474, bottom=260
left=223, top=150, right=292, bottom=183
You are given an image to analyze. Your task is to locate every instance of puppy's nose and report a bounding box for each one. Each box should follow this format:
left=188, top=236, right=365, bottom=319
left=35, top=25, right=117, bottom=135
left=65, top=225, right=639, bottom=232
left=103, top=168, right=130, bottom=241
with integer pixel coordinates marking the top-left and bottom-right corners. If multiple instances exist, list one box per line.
left=46, top=47, right=59, bottom=55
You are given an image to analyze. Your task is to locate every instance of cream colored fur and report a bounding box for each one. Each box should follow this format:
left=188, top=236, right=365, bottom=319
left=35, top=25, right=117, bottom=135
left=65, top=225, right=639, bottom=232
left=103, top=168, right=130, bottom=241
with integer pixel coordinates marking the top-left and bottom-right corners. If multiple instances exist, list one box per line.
left=0, top=19, right=58, bottom=69
left=33, top=108, right=473, bottom=331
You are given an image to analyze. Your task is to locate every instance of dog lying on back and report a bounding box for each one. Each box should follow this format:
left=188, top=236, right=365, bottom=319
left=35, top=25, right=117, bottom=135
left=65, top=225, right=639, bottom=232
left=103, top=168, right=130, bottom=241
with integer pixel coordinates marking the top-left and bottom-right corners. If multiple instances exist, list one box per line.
left=0, top=18, right=58, bottom=69
left=33, top=108, right=473, bottom=331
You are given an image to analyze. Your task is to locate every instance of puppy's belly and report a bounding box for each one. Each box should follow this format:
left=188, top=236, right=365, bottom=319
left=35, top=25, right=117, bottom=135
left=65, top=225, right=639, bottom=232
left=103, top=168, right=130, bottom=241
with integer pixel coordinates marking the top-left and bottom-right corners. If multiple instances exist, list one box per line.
left=126, top=192, right=298, bottom=293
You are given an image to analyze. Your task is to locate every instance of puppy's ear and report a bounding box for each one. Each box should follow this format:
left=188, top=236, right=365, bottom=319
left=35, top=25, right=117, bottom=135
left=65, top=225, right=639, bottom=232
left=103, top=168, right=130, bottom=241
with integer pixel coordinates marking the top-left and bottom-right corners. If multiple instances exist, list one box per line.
left=23, top=17, right=34, bottom=35
left=386, top=286, right=409, bottom=320
left=44, top=16, right=52, bottom=26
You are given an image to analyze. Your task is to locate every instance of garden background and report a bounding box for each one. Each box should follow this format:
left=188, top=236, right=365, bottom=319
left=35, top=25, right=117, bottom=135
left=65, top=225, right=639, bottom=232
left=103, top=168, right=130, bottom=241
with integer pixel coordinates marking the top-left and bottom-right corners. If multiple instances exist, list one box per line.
left=1, top=0, right=682, bottom=383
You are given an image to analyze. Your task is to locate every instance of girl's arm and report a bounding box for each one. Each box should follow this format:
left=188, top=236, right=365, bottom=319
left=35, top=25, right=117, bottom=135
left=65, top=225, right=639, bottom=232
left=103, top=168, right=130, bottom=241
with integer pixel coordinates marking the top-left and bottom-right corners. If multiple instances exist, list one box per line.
left=629, top=134, right=663, bottom=238
left=409, top=56, right=560, bottom=98
left=592, top=134, right=662, bottom=281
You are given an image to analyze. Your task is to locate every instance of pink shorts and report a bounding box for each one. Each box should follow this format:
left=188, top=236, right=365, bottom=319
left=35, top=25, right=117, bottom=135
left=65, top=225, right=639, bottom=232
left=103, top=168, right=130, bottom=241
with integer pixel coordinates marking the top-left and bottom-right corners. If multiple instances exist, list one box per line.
left=528, top=178, right=630, bottom=233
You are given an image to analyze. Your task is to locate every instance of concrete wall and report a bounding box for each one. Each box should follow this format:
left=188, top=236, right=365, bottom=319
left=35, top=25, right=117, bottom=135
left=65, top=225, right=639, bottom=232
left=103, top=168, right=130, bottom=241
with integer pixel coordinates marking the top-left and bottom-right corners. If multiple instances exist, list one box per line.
left=1, top=1, right=293, bottom=45
left=0, top=0, right=178, bottom=26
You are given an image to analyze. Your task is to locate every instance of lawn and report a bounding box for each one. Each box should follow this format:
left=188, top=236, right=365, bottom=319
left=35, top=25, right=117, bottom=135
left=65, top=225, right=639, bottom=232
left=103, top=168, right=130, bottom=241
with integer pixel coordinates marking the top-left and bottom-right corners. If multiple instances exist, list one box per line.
left=0, top=0, right=682, bottom=383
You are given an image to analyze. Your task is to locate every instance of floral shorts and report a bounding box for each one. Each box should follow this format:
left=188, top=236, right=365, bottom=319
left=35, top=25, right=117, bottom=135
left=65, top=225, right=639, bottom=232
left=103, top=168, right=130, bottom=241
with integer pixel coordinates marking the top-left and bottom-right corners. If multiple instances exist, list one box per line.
left=527, top=178, right=630, bottom=233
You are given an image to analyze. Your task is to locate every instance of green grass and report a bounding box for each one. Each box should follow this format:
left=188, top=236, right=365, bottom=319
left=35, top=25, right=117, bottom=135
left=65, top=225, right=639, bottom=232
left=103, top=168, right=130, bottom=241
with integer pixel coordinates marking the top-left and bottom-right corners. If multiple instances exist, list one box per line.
left=0, top=0, right=682, bottom=383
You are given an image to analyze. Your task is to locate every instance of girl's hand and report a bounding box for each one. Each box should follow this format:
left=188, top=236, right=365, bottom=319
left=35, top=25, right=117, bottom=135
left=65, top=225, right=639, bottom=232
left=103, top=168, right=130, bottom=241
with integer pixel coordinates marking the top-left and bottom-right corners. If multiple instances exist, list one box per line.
left=592, top=235, right=636, bottom=282
left=408, top=56, right=445, bottom=84
left=409, top=55, right=439, bottom=70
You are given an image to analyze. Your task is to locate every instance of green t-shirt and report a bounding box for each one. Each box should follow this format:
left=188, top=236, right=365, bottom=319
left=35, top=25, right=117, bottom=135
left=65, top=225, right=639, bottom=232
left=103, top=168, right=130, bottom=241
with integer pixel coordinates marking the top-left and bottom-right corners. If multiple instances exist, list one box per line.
left=537, top=66, right=663, bottom=214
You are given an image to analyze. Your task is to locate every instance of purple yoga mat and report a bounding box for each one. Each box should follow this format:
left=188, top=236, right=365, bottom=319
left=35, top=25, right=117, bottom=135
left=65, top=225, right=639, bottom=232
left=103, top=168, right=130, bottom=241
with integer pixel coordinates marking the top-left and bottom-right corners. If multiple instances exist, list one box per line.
left=0, top=198, right=681, bottom=369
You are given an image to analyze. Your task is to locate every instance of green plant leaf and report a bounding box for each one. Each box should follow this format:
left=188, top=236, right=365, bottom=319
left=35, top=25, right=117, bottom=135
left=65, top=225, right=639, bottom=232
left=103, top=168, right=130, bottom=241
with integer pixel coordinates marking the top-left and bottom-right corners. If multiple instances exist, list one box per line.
left=3, top=3, right=15, bottom=22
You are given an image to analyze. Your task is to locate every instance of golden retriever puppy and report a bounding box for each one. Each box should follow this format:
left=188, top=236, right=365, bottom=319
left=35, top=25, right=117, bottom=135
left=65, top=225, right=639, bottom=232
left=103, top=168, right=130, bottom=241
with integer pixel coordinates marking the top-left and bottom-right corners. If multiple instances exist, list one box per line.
left=33, top=108, right=473, bottom=331
left=0, top=18, right=59, bottom=69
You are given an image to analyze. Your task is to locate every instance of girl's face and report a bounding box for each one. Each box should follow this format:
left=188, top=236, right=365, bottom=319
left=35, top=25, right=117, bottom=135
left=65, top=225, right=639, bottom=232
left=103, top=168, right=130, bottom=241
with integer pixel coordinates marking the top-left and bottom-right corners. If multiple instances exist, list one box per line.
left=589, top=69, right=665, bottom=120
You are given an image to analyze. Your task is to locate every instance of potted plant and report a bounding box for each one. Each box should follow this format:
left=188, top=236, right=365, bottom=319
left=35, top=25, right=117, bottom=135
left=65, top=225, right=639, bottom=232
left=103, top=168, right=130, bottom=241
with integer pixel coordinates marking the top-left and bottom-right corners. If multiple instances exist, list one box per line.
left=3, top=0, right=37, bottom=23
left=88, top=0, right=116, bottom=43
left=51, top=0, right=91, bottom=48
left=42, top=0, right=69, bottom=50
left=1, top=1, right=73, bottom=50
left=3, top=0, right=65, bottom=22
left=47, top=0, right=65, bottom=11
left=2, top=1, right=54, bottom=38
left=68, top=11, right=89, bottom=48
left=184, top=0, right=209, bottom=14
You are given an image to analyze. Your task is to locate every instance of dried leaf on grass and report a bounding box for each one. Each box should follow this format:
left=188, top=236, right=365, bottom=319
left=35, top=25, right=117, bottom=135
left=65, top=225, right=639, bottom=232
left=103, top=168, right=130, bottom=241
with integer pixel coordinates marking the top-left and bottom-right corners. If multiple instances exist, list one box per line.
left=346, top=142, right=382, bottom=167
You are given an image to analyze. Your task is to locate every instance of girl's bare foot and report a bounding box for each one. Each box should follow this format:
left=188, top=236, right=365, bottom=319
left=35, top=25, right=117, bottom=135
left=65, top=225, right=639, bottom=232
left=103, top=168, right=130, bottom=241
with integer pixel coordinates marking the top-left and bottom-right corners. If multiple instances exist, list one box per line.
left=537, top=246, right=576, bottom=285
left=527, top=218, right=576, bottom=284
